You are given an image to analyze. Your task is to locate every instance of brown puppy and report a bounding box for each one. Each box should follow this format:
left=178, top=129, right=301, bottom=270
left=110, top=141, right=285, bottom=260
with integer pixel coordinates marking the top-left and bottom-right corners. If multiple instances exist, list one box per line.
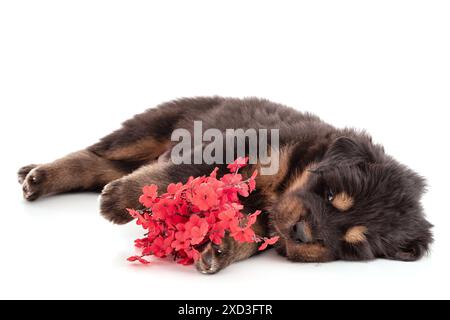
left=18, top=97, right=433, bottom=273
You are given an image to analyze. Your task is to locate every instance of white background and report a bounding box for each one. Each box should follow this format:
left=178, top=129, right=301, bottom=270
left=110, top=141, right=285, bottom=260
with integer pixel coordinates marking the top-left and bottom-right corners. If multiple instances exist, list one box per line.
left=0, top=0, right=449, bottom=300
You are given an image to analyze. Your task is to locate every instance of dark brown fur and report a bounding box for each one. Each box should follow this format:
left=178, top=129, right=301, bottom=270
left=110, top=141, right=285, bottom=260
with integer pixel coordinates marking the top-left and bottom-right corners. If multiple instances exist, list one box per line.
left=18, top=97, right=433, bottom=273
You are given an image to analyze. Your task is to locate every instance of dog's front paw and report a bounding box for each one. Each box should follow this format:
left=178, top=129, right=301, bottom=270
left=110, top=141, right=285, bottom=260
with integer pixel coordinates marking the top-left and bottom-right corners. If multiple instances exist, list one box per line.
left=18, top=164, right=39, bottom=184
left=100, top=179, right=141, bottom=225
left=19, top=165, right=47, bottom=201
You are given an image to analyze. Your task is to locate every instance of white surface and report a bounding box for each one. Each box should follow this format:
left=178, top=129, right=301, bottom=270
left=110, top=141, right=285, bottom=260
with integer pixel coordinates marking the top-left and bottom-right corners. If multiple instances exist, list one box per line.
left=0, top=0, right=449, bottom=300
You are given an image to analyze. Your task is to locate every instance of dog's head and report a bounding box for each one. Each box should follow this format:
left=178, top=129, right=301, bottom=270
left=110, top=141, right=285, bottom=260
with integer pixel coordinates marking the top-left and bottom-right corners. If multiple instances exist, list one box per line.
left=271, top=135, right=433, bottom=262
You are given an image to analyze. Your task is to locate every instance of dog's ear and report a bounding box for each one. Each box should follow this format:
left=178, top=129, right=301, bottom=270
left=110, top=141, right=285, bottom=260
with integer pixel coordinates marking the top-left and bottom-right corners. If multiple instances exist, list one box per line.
left=388, top=240, right=429, bottom=261
left=313, top=137, right=378, bottom=173
left=385, top=220, right=433, bottom=261
left=327, top=136, right=376, bottom=163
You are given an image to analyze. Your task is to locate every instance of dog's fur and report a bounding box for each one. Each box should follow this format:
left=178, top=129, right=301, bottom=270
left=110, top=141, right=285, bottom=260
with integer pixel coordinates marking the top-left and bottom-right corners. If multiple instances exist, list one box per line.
left=18, top=97, right=433, bottom=274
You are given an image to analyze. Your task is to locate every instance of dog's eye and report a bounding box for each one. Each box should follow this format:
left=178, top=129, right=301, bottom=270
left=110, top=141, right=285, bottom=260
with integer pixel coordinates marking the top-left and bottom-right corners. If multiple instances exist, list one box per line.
left=326, top=189, right=334, bottom=202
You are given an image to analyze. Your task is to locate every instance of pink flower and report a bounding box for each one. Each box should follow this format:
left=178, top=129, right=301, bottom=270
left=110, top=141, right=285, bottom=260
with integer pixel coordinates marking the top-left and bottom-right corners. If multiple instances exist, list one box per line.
left=146, top=219, right=161, bottom=238
left=209, top=167, right=219, bottom=179
left=127, top=256, right=151, bottom=264
left=139, top=185, right=158, bottom=207
left=258, top=236, right=280, bottom=251
left=221, top=173, right=243, bottom=185
left=185, top=247, right=201, bottom=261
left=246, top=210, right=262, bottom=228
left=184, top=215, right=209, bottom=245
left=237, top=183, right=249, bottom=197
left=138, top=258, right=151, bottom=264
left=127, top=157, right=265, bottom=268
left=218, top=207, right=240, bottom=229
left=191, top=183, right=219, bottom=211
left=248, top=170, right=258, bottom=192
left=230, top=220, right=256, bottom=243
left=218, top=207, right=237, bottom=222
left=127, top=256, right=139, bottom=262
left=209, top=222, right=226, bottom=245
left=171, top=231, right=190, bottom=251
left=152, top=197, right=176, bottom=220
left=151, top=236, right=172, bottom=258
left=134, top=237, right=149, bottom=249
left=167, top=182, right=184, bottom=198
left=127, top=209, right=149, bottom=228
left=227, top=157, right=249, bottom=172
left=177, top=257, right=194, bottom=265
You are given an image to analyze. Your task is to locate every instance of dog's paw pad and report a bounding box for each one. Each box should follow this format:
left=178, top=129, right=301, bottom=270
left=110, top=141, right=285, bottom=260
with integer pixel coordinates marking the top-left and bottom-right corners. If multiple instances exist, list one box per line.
left=18, top=164, right=38, bottom=184
left=100, top=180, right=136, bottom=225
left=21, top=167, right=47, bottom=201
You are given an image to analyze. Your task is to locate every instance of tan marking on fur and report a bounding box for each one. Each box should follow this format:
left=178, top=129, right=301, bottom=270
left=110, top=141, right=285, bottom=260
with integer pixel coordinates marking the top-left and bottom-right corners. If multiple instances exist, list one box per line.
left=244, top=144, right=294, bottom=202
left=286, top=163, right=317, bottom=193
left=299, top=244, right=328, bottom=260
left=286, top=241, right=330, bottom=262
left=344, top=226, right=368, bottom=244
left=278, top=197, right=304, bottom=216
left=277, top=197, right=305, bottom=225
left=332, top=192, right=354, bottom=211
left=105, top=138, right=170, bottom=161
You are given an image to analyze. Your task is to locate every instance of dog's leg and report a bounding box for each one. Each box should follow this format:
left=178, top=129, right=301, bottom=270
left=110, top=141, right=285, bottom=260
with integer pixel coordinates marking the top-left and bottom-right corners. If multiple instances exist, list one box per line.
left=18, top=150, right=131, bottom=201
left=18, top=136, right=172, bottom=201
left=99, top=161, right=215, bottom=224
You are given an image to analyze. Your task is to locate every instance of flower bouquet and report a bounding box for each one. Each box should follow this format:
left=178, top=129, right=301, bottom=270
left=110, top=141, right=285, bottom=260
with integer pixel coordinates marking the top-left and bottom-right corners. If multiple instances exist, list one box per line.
left=127, top=157, right=279, bottom=265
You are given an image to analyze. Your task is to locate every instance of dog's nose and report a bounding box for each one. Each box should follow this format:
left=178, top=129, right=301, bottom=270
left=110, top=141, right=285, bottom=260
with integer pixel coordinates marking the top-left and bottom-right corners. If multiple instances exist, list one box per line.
left=291, top=221, right=313, bottom=243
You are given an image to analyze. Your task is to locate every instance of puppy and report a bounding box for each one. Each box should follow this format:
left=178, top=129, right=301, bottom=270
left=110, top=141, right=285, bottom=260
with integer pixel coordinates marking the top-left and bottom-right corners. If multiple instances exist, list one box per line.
left=18, top=97, right=433, bottom=273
